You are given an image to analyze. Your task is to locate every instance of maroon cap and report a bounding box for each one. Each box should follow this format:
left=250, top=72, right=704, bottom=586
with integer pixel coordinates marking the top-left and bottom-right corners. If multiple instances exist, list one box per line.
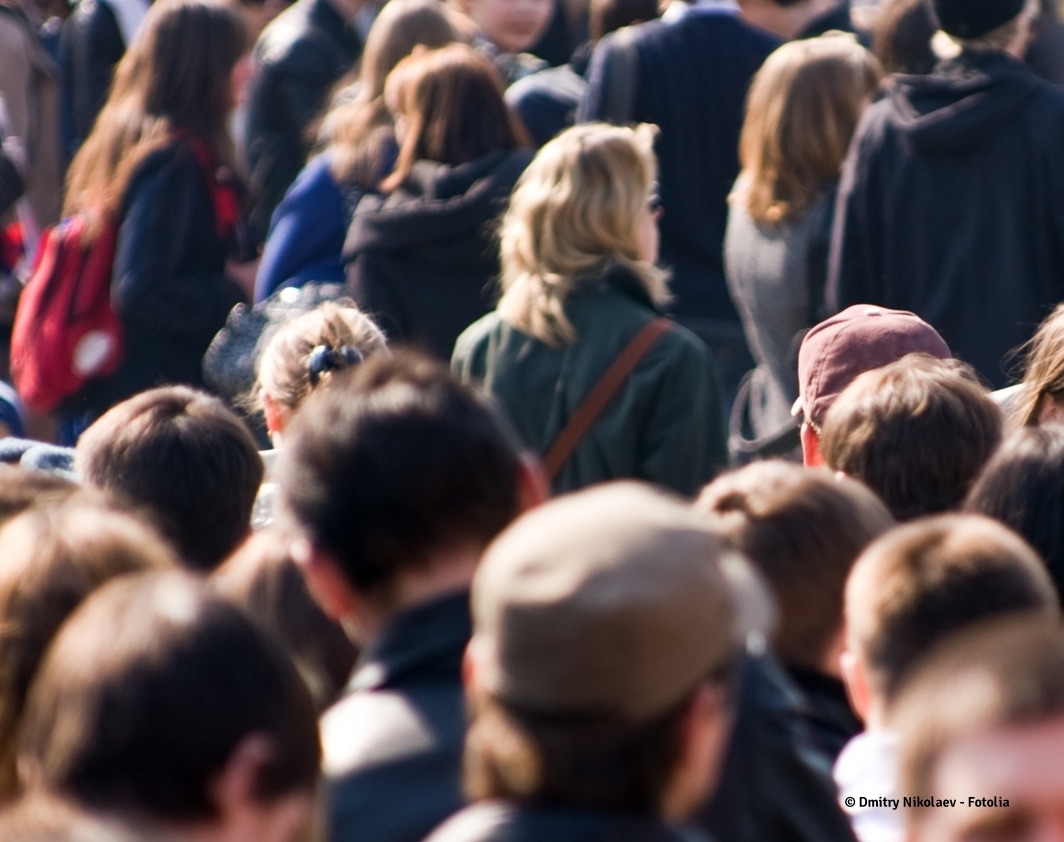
left=794, top=305, right=951, bottom=427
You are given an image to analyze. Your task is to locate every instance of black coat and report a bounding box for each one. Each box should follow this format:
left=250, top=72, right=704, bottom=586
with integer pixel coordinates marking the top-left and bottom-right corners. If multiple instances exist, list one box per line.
left=243, top=0, right=362, bottom=245
left=828, top=52, right=1064, bottom=387
left=344, top=148, right=533, bottom=360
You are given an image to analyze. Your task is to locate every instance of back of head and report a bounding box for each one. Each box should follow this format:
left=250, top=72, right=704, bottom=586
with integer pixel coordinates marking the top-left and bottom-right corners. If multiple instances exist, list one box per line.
left=0, top=503, right=177, bottom=803
left=737, top=35, right=881, bottom=224
left=872, top=0, right=937, bottom=74
left=76, top=386, right=265, bottom=571
left=0, top=466, right=78, bottom=530
left=821, top=354, right=1002, bottom=520
left=18, top=572, right=320, bottom=823
left=697, top=461, right=894, bottom=671
left=930, top=0, right=1037, bottom=47
left=278, top=350, right=521, bottom=595
left=381, top=43, right=526, bottom=191
left=498, top=122, right=668, bottom=346
left=845, top=514, right=1058, bottom=706
left=895, top=618, right=1064, bottom=837
left=966, top=425, right=1064, bottom=600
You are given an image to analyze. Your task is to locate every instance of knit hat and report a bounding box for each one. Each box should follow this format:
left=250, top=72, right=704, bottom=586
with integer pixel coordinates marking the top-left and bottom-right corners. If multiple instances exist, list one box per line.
left=931, top=0, right=1026, bottom=39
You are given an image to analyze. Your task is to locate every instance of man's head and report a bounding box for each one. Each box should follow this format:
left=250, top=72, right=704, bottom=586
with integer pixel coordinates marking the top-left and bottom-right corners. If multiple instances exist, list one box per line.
left=463, top=482, right=773, bottom=820
left=931, top=0, right=1039, bottom=54
left=76, top=387, right=264, bottom=572
left=696, top=462, right=894, bottom=677
left=279, top=352, right=539, bottom=637
left=820, top=354, right=1001, bottom=521
left=896, top=618, right=1064, bottom=842
left=793, top=305, right=949, bottom=466
left=841, top=514, right=1058, bottom=727
left=18, top=572, right=320, bottom=842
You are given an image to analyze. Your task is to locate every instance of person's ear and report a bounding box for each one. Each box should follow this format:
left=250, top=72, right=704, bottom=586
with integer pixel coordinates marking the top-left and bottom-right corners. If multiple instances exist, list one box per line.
left=801, top=423, right=823, bottom=467
left=515, top=452, right=550, bottom=512
left=290, top=538, right=357, bottom=625
left=840, top=646, right=872, bottom=724
left=211, top=733, right=275, bottom=820
left=1037, top=392, right=1064, bottom=426
left=262, top=393, right=288, bottom=440
left=661, top=683, right=732, bottom=822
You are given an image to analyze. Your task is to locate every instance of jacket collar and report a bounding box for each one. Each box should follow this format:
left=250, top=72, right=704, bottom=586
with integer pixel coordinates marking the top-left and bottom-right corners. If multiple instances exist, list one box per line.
left=577, top=261, right=664, bottom=315
left=347, top=589, right=471, bottom=693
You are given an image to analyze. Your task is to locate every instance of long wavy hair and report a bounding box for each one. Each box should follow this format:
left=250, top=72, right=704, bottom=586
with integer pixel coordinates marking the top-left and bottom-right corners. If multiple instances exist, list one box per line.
left=734, top=35, right=881, bottom=226
left=63, top=0, right=246, bottom=237
left=497, top=122, right=668, bottom=347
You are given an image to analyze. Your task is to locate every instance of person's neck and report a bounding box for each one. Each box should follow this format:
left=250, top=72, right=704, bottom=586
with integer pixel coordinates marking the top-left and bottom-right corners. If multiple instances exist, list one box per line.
left=740, top=0, right=838, bottom=38
left=351, top=543, right=482, bottom=643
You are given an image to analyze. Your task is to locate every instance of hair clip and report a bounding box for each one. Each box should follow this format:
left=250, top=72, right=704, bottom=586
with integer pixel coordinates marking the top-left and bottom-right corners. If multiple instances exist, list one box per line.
left=308, top=344, right=365, bottom=387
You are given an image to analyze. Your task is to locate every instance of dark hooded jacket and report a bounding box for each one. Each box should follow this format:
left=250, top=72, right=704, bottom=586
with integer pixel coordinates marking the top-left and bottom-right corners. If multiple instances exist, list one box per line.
left=828, top=51, right=1064, bottom=387
left=343, top=148, right=532, bottom=360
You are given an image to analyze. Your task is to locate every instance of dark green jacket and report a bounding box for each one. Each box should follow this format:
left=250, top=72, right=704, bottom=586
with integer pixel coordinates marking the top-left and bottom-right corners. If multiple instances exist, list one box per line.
left=452, top=262, right=726, bottom=497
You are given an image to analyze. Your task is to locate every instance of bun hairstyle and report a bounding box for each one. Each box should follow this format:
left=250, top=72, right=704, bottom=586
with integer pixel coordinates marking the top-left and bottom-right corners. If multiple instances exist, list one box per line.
left=257, top=300, right=388, bottom=413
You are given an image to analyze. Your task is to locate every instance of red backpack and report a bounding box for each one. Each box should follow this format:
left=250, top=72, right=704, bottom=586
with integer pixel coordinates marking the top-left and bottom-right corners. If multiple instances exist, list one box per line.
left=10, top=136, right=240, bottom=414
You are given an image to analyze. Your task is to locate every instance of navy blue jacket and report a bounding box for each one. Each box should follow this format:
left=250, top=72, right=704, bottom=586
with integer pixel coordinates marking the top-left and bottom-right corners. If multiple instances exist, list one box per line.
left=578, top=11, right=779, bottom=325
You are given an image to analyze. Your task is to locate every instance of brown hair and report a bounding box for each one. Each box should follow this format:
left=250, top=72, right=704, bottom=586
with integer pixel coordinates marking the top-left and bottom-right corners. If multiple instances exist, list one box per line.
left=846, top=514, right=1058, bottom=705
left=0, top=466, right=78, bottom=530
left=63, top=0, right=247, bottom=235
left=696, top=462, right=894, bottom=671
left=212, top=529, right=359, bottom=711
left=76, top=387, right=264, bottom=572
left=321, top=0, right=459, bottom=186
left=821, top=355, right=1002, bottom=521
left=0, top=504, right=177, bottom=802
left=256, top=300, right=388, bottom=414
left=895, top=617, right=1064, bottom=804
left=1011, top=302, right=1064, bottom=427
left=380, top=44, right=527, bottom=193
left=735, top=35, right=881, bottom=225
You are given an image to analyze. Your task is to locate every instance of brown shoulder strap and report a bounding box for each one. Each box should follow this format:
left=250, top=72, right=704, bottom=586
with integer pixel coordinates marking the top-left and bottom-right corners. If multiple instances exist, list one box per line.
left=543, top=317, right=672, bottom=481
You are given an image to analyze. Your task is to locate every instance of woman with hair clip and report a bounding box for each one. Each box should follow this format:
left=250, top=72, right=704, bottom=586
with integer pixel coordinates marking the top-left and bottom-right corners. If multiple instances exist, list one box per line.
left=453, top=122, right=726, bottom=496
left=254, top=0, right=460, bottom=302
left=724, top=36, right=881, bottom=455
left=59, top=0, right=254, bottom=432
left=343, top=42, right=532, bottom=360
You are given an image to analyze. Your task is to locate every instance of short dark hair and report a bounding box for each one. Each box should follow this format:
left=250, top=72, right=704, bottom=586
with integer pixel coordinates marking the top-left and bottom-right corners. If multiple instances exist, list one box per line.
left=966, top=425, right=1064, bottom=598
left=821, top=355, right=1002, bottom=520
left=76, top=386, right=265, bottom=571
left=847, top=514, right=1059, bottom=704
left=18, top=572, right=320, bottom=822
left=697, top=461, right=894, bottom=670
left=278, top=351, right=522, bottom=595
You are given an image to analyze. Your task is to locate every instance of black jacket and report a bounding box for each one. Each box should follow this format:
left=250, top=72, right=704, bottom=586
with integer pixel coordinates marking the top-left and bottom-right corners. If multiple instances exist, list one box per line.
left=243, top=0, right=362, bottom=244
left=71, top=141, right=244, bottom=418
left=321, top=591, right=471, bottom=842
left=344, top=148, right=532, bottom=360
left=786, top=665, right=862, bottom=763
left=828, top=52, right=1064, bottom=387
left=59, top=0, right=125, bottom=165
left=426, top=803, right=711, bottom=842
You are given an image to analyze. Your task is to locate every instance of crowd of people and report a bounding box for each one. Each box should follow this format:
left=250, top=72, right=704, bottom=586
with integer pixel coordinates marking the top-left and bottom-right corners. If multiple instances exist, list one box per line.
left=1, top=0, right=1064, bottom=838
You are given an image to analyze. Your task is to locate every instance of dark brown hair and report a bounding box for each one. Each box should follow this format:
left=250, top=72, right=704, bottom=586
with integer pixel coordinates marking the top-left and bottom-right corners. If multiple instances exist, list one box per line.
left=278, top=351, right=521, bottom=595
left=0, top=504, right=177, bottom=803
left=76, top=386, right=264, bottom=572
left=847, top=514, right=1059, bottom=704
left=697, top=462, right=894, bottom=670
left=0, top=466, right=78, bottom=530
left=821, top=355, right=1002, bottom=521
left=380, top=44, right=527, bottom=192
left=18, top=572, right=320, bottom=821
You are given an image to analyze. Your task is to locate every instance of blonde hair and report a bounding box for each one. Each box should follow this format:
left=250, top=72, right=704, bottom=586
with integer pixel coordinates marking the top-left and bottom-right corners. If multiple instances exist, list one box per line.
left=735, top=35, right=881, bottom=226
left=257, top=300, right=388, bottom=412
left=320, top=0, right=459, bottom=186
left=1011, top=303, right=1064, bottom=427
left=497, top=122, right=669, bottom=347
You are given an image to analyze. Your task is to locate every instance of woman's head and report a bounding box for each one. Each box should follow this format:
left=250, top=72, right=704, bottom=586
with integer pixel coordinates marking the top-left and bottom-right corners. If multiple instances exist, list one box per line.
left=1012, top=303, right=1064, bottom=427
left=497, top=122, right=667, bottom=346
left=256, top=300, right=388, bottom=437
left=65, top=0, right=247, bottom=219
left=736, top=35, right=881, bottom=225
left=380, top=43, right=527, bottom=191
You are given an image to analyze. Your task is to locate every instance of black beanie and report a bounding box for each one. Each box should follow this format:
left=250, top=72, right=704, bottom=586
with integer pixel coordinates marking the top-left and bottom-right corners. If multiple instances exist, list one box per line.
left=930, top=0, right=1026, bottom=37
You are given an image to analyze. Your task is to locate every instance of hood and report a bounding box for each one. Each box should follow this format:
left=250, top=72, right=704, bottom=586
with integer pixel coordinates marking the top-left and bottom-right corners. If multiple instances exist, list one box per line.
left=888, top=52, right=1041, bottom=153
left=343, top=148, right=533, bottom=257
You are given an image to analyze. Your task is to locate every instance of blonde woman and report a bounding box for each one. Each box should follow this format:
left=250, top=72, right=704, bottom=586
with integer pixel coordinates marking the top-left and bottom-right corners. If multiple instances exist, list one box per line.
left=725, top=36, right=881, bottom=443
left=453, top=122, right=726, bottom=496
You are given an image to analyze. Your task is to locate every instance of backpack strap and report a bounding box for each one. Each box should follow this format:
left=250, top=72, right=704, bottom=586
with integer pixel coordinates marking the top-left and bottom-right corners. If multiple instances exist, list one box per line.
left=543, top=317, right=672, bottom=481
left=176, top=132, right=240, bottom=242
